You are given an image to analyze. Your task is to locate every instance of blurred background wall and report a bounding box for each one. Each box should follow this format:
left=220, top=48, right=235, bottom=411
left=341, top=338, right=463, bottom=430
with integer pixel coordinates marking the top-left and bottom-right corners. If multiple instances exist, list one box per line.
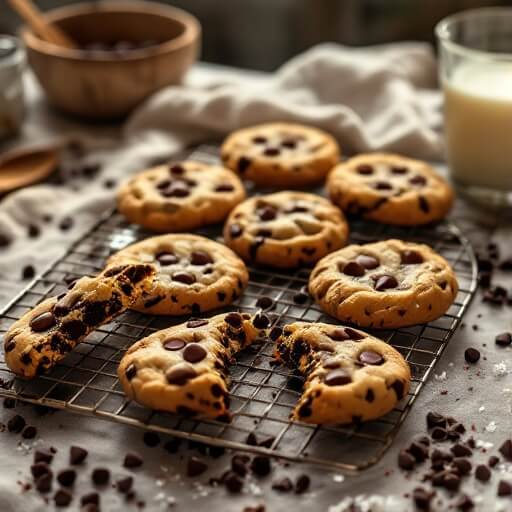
left=0, top=0, right=506, bottom=71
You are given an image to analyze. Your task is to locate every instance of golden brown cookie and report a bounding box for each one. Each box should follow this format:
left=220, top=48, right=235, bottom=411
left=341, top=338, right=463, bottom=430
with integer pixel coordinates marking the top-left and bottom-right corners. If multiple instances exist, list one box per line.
left=107, top=234, right=248, bottom=315
left=117, top=160, right=246, bottom=232
left=221, top=123, right=340, bottom=188
left=309, top=239, right=458, bottom=328
left=118, top=312, right=270, bottom=419
left=327, top=153, right=454, bottom=225
left=274, top=321, right=411, bottom=424
left=223, top=191, right=349, bottom=268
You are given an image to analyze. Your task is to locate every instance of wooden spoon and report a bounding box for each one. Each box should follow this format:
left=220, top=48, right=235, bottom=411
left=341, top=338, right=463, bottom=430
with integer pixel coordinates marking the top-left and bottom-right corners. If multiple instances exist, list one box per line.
left=0, top=144, right=60, bottom=195
left=8, top=0, right=77, bottom=49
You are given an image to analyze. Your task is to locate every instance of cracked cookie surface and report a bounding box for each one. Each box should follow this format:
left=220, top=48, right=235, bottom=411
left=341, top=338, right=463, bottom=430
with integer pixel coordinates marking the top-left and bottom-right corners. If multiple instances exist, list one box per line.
left=118, top=312, right=269, bottom=419
left=117, top=160, right=246, bottom=232
left=107, top=234, right=249, bottom=315
left=3, top=264, right=155, bottom=378
left=309, top=239, right=458, bottom=328
left=274, top=321, right=411, bottom=424
left=327, top=153, right=454, bottom=225
left=221, top=123, right=340, bottom=188
left=223, top=191, right=349, bottom=268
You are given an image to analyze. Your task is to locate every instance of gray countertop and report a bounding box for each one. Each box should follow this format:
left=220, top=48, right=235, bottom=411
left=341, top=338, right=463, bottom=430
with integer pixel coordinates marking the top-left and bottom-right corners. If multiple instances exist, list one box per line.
left=0, top=66, right=511, bottom=512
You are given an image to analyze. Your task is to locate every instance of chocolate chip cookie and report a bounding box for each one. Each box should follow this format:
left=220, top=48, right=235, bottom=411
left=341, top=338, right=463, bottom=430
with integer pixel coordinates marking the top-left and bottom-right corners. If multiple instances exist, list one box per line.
left=117, top=160, right=246, bottom=232
left=107, top=234, right=249, bottom=315
left=309, top=239, right=458, bottom=328
left=220, top=123, right=340, bottom=188
left=118, top=312, right=269, bottom=419
left=3, top=264, right=155, bottom=378
left=223, top=191, right=349, bottom=268
left=274, top=321, right=411, bottom=424
left=327, top=153, right=454, bottom=225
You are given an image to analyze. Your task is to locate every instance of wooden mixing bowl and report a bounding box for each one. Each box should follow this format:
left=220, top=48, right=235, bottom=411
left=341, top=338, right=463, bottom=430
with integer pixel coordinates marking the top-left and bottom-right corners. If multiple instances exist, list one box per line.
left=21, top=1, right=201, bottom=119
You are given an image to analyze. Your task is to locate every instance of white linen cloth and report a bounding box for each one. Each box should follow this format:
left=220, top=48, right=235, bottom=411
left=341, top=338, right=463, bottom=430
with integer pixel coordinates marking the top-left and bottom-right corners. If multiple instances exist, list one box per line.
left=0, top=42, right=442, bottom=305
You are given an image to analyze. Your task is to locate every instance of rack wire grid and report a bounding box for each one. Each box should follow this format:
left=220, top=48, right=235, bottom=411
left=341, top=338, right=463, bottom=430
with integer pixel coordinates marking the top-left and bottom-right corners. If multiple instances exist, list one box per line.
left=0, top=145, right=478, bottom=472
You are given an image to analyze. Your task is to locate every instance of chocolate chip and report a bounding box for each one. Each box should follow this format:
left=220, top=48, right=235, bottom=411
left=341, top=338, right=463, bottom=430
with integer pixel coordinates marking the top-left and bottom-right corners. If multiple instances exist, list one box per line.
left=30, top=312, right=56, bottom=332
left=451, top=443, right=472, bottom=457
left=444, top=472, right=461, bottom=491
left=0, top=233, right=11, bottom=248
left=183, top=343, right=207, bottom=363
left=156, top=179, right=171, bottom=189
left=224, top=471, right=244, bottom=493
left=187, top=456, right=208, bottom=477
left=60, top=319, right=86, bottom=340
left=238, top=156, right=251, bottom=173
left=272, top=477, right=293, bottom=492
left=356, top=255, right=379, bottom=269
left=215, top=183, right=234, bottom=192
left=125, top=364, right=137, bottom=381
left=373, top=181, right=393, bottom=190
left=374, top=274, right=398, bottom=291
left=342, top=261, right=365, bottom=277
left=4, top=338, right=16, bottom=353
left=161, top=182, right=190, bottom=197
left=251, top=456, right=271, bottom=477
left=54, top=489, right=72, bottom=507
left=143, top=431, right=160, bottom=447
left=496, top=332, right=512, bottom=346
left=293, top=290, right=309, bottom=304
left=116, top=476, right=133, bottom=493
left=356, top=164, right=373, bottom=175
left=252, top=136, right=267, bottom=144
left=190, top=251, right=213, bottom=265
left=170, top=164, right=185, bottom=175
left=391, top=379, right=405, bottom=400
left=475, top=464, right=491, bottom=482
left=398, top=450, right=415, bottom=470
left=68, top=446, right=87, bottom=466
left=455, top=494, right=474, bottom=511
left=412, top=487, right=434, bottom=510
left=419, top=196, right=430, bottom=213
left=324, top=368, right=351, bottom=386
left=453, top=457, right=472, bottom=476
left=156, top=252, right=178, bottom=265
left=401, top=250, right=424, bottom=264
left=31, top=462, right=51, bottom=478
left=500, top=439, right=512, bottom=460
left=80, top=492, right=99, bottom=506
left=410, top=175, right=427, bottom=186
left=391, top=165, right=408, bottom=174
left=225, top=312, right=243, bottom=328
left=28, top=224, right=40, bottom=238
left=464, top=347, right=480, bottom=364
left=359, top=351, right=384, bottom=365
left=229, top=223, right=243, bottom=238
left=252, top=313, right=270, bottom=329
left=7, top=414, right=25, bottom=433
left=498, top=480, right=512, bottom=496
left=256, top=296, right=274, bottom=310
left=258, top=205, right=277, bottom=221
left=34, top=449, right=53, bottom=464
left=431, top=427, right=447, bottom=441
left=427, top=411, right=446, bottom=429
left=408, top=441, right=429, bottom=463
left=57, top=468, right=76, bottom=487
left=166, top=365, right=197, bottom=385
left=263, top=147, right=280, bottom=157
left=123, top=452, right=143, bottom=469
left=172, top=272, right=196, bottom=284
left=92, top=467, right=110, bottom=486
left=22, top=264, right=36, bottom=280
left=281, top=138, right=298, bottom=149
left=22, top=425, right=37, bottom=439
left=269, top=326, right=282, bottom=341
left=231, top=454, right=250, bottom=477
left=35, top=472, right=53, bottom=493
left=59, top=216, right=73, bottom=231
left=163, top=339, right=185, bottom=351
left=187, top=319, right=208, bottom=328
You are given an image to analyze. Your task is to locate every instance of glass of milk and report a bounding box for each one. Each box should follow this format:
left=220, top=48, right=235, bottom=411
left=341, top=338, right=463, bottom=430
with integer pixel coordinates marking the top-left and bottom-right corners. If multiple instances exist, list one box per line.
left=436, top=8, right=512, bottom=207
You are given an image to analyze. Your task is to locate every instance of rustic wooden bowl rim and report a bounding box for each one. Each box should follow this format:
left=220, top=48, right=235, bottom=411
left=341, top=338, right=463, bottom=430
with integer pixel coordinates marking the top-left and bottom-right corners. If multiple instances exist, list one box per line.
left=21, top=0, right=201, bottom=62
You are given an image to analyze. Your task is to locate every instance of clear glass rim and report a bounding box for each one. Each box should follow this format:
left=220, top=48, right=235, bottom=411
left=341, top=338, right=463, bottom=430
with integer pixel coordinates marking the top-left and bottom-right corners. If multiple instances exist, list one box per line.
left=435, top=7, right=512, bottom=62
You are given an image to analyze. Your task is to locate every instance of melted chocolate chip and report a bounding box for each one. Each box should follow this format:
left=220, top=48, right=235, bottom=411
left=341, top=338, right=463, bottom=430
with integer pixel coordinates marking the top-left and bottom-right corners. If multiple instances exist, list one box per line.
left=342, top=261, right=365, bottom=277
left=252, top=136, right=267, bottom=144
left=401, top=250, right=424, bottom=264
left=190, top=251, right=213, bottom=265
left=373, top=181, right=393, bottom=190
left=225, top=312, right=243, bottom=328
left=410, top=175, right=427, bottom=186
left=418, top=196, right=430, bottom=213
left=183, top=343, right=207, bottom=363
left=4, top=339, right=16, bottom=352
left=166, top=365, right=197, bottom=385
left=356, top=254, right=379, bottom=269
left=229, top=223, right=243, bottom=238
left=281, top=138, right=298, bottom=149
left=164, top=339, right=186, bottom=351
left=356, top=164, right=374, bottom=175
left=256, top=296, right=274, bottom=310
left=170, top=164, right=185, bottom=175
left=30, top=312, right=56, bottom=332
left=269, top=326, right=282, bottom=341
left=391, top=165, right=408, bottom=174
left=252, top=313, right=270, bottom=329
left=324, top=368, right=351, bottom=386
left=263, top=147, right=280, bottom=157
left=125, top=364, right=137, bottom=380
left=391, top=379, right=405, bottom=400
left=258, top=205, right=277, bottom=221
left=156, top=179, right=171, bottom=190
left=61, top=320, right=87, bottom=340
left=161, top=183, right=190, bottom=197
left=215, top=183, right=235, bottom=192
left=238, top=156, right=251, bottom=173
left=172, top=272, right=196, bottom=284
left=70, top=446, right=88, bottom=465
left=359, top=351, right=384, bottom=365
left=464, top=347, right=480, bottom=364
left=156, top=252, right=178, bottom=265
left=374, top=274, right=398, bottom=291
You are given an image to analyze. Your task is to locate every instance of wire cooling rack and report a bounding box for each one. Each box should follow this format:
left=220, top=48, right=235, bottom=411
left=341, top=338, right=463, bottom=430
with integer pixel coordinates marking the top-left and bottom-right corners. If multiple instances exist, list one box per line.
left=0, top=145, right=478, bottom=471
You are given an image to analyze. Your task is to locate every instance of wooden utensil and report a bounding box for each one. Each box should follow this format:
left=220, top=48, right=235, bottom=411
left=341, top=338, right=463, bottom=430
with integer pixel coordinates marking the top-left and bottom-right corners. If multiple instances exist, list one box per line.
left=0, top=144, right=60, bottom=195
left=8, top=0, right=77, bottom=49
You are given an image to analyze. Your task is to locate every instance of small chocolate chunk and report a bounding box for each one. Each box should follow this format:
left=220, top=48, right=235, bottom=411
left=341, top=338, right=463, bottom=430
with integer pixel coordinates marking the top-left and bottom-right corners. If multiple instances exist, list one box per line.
left=498, top=480, right=512, bottom=496
left=408, top=442, right=429, bottom=463
left=191, top=251, right=213, bottom=265
left=356, top=254, right=379, bottom=269
left=34, top=449, right=53, bottom=464
left=166, top=365, right=197, bottom=385
left=187, top=456, right=208, bottom=477
left=496, top=332, right=512, bottom=346
left=374, top=274, right=398, bottom=291
left=163, top=339, right=186, bottom=351
left=80, top=492, right=99, bottom=506
left=35, top=473, right=53, bottom=493
left=272, top=477, right=293, bottom=492
left=412, top=487, right=433, bottom=510
left=172, top=272, right=196, bottom=284
left=443, top=472, right=461, bottom=491
left=373, top=181, right=393, bottom=190
left=22, top=425, right=37, bottom=439
left=156, top=252, right=178, bottom=266
left=499, top=439, right=512, bottom=460
left=426, top=411, right=446, bottom=429
left=224, top=471, right=244, bottom=493
left=225, top=312, right=243, bottom=328
left=251, top=456, right=271, bottom=477
left=324, top=368, right=351, bottom=386
left=116, top=475, right=133, bottom=493
left=123, top=452, right=143, bottom=469
left=358, top=351, right=384, bottom=365
left=452, top=457, right=472, bottom=476
left=475, top=464, right=491, bottom=482
left=31, top=462, right=51, bottom=479
left=125, top=364, right=137, bottom=381
left=57, top=468, right=76, bottom=487
left=54, top=489, right=72, bottom=507
left=183, top=343, right=207, bottom=364
left=401, top=250, right=424, bottom=264
left=356, top=164, right=374, bottom=175
left=91, top=468, right=110, bottom=486
left=464, top=347, right=480, bottom=364
left=342, top=261, right=365, bottom=277
left=30, top=312, right=56, bottom=332
left=7, top=414, right=25, bottom=433
left=451, top=443, right=472, bottom=457
left=398, top=450, right=415, bottom=470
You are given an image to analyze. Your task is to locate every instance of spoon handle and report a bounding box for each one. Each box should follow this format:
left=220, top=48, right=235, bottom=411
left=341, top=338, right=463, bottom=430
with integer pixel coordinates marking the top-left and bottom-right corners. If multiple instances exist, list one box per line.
left=8, top=0, right=77, bottom=49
